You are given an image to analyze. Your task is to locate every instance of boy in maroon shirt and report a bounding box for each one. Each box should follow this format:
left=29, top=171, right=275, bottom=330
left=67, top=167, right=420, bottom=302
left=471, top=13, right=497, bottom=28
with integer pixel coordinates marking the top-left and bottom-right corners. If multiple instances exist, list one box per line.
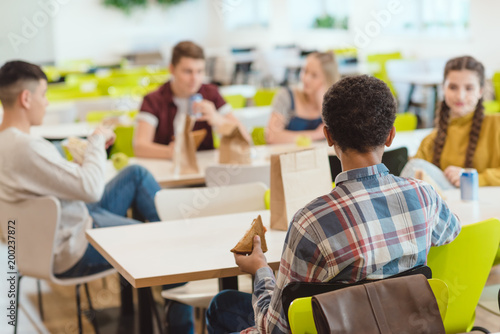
left=134, top=41, right=247, bottom=159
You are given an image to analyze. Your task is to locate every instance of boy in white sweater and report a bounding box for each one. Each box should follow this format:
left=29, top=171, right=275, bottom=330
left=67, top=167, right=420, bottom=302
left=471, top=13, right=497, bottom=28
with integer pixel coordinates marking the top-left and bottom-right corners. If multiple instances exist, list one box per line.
left=0, top=61, right=196, bottom=332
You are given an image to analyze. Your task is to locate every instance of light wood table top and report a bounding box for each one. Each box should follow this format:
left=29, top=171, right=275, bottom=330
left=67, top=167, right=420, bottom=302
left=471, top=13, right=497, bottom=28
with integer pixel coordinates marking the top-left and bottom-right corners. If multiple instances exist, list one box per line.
left=106, top=142, right=332, bottom=187
left=86, top=210, right=286, bottom=288
left=443, top=187, right=500, bottom=226
left=105, top=131, right=432, bottom=188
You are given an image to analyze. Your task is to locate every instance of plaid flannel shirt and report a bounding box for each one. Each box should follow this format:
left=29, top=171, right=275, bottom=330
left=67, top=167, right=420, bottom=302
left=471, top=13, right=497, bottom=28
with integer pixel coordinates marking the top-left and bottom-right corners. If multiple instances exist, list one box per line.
left=242, top=164, right=461, bottom=334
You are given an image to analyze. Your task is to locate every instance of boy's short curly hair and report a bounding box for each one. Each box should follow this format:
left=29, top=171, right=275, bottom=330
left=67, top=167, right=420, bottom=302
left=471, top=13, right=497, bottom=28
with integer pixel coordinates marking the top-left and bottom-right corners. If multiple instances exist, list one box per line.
left=322, top=75, right=396, bottom=153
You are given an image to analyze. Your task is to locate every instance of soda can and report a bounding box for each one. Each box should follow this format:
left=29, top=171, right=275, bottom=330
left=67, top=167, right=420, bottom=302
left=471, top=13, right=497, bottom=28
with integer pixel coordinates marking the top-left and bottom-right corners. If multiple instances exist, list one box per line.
left=189, top=93, right=203, bottom=119
left=460, top=168, right=479, bottom=201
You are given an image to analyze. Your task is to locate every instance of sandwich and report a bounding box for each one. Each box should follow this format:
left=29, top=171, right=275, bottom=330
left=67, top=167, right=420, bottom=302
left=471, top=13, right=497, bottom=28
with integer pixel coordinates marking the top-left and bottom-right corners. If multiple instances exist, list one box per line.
left=414, top=169, right=447, bottom=200
left=63, top=137, right=88, bottom=165
left=230, top=215, right=268, bottom=255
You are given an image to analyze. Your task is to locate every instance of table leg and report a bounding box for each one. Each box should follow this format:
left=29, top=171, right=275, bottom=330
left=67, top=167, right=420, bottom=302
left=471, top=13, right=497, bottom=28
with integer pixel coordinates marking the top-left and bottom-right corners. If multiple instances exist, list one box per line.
left=138, top=288, right=153, bottom=334
left=219, top=276, right=239, bottom=291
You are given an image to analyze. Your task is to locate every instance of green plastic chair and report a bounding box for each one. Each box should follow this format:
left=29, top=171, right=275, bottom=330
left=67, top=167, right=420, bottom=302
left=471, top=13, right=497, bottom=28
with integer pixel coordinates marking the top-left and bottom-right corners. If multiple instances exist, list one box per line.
left=492, top=72, right=500, bottom=104
left=253, top=88, right=279, bottom=107
left=484, top=100, right=500, bottom=115
left=394, top=112, right=418, bottom=132
left=46, top=83, right=101, bottom=102
left=288, top=278, right=449, bottom=334
left=251, top=127, right=266, bottom=146
left=85, top=110, right=138, bottom=124
left=427, top=218, right=500, bottom=333
left=109, top=125, right=135, bottom=157
left=264, top=189, right=270, bottom=210
left=85, top=110, right=138, bottom=157
left=223, top=94, right=247, bottom=109
left=366, top=52, right=402, bottom=96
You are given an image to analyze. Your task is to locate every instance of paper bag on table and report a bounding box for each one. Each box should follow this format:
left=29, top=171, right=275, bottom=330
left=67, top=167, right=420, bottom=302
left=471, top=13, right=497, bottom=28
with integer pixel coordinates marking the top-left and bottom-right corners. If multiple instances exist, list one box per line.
left=173, top=113, right=201, bottom=175
left=270, top=148, right=332, bottom=231
left=218, top=123, right=251, bottom=165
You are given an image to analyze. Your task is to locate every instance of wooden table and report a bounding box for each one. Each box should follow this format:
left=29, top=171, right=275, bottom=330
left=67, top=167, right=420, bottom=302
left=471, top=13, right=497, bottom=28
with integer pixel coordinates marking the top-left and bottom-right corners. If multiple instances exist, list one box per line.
left=106, top=132, right=432, bottom=188
left=443, top=187, right=500, bottom=226
left=106, top=142, right=333, bottom=187
left=86, top=210, right=285, bottom=288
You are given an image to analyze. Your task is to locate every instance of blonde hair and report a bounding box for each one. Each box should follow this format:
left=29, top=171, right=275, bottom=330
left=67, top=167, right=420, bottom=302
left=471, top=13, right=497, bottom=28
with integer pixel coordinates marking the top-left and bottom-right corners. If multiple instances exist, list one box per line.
left=309, top=52, right=341, bottom=87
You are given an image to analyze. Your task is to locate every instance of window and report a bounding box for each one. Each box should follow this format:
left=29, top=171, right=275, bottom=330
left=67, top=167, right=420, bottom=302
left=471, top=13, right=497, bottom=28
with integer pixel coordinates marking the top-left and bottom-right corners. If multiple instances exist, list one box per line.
left=289, top=0, right=350, bottom=30
left=218, top=0, right=270, bottom=30
left=381, top=0, right=470, bottom=37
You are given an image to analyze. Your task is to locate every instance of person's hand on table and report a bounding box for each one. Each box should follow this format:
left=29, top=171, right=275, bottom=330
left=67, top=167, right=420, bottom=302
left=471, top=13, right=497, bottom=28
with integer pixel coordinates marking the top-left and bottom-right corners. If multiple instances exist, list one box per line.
left=234, top=235, right=271, bottom=276
left=93, top=126, right=116, bottom=149
left=444, top=165, right=463, bottom=187
left=193, top=100, right=224, bottom=127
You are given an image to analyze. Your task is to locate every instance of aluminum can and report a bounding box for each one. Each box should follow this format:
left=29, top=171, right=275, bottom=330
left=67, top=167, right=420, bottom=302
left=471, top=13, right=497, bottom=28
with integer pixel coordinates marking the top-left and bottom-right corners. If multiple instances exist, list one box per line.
left=460, top=168, right=479, bottom=201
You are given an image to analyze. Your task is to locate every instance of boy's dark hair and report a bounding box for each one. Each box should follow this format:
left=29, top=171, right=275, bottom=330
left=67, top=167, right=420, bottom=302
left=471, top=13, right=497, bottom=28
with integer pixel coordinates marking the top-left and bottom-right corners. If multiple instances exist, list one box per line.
left=171, top=41, right=205, bottom=67
left=0, top=60, right=47, bottom=107
left=322, top=75, right=397, bottom=153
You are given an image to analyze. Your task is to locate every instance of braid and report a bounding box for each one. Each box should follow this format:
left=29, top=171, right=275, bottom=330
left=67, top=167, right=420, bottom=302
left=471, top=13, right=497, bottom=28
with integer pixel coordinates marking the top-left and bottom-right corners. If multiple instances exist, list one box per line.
left=432, top=101, right=450, bottom=167
left=464, top=98, right=485, bottom=167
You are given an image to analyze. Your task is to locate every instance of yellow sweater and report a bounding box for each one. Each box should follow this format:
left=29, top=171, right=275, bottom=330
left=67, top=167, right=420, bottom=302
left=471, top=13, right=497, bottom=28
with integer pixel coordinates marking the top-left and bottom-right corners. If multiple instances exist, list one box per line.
left=414, top=113, right=500, bottom=186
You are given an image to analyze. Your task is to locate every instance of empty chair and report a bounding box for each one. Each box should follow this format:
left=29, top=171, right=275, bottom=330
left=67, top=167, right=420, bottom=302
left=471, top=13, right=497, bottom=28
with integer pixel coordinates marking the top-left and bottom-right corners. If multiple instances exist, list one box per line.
left=0, top=196, right=115, bottom=334
left=205, top=165, right=271, bottom=188
left=155, top=182, right=267, bottom=332
left=155, top=182, right=267, bottom=221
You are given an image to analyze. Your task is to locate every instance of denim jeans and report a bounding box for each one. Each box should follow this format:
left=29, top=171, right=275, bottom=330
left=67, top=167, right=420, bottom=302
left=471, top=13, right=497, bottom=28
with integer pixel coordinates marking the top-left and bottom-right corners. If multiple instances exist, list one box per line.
left=56, top=165, right=194, bottom=333
left=207, top=290, right=254, bottom=334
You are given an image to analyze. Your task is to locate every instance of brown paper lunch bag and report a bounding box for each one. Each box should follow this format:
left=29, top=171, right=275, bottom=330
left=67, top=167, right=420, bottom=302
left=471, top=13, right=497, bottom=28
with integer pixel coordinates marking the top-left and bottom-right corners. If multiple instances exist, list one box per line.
left=270, top=148, right=332, bottom=231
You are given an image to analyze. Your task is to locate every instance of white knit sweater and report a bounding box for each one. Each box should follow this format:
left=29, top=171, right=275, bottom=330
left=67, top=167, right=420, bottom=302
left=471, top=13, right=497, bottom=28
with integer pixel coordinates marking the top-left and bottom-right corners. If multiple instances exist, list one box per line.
left=0, top=127, right=106, bottom=274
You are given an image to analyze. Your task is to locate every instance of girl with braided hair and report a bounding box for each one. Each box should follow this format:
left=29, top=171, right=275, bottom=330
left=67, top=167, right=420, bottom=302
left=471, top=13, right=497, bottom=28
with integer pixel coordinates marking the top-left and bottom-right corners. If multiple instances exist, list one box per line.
left=402, top=55, right=500, bottom=189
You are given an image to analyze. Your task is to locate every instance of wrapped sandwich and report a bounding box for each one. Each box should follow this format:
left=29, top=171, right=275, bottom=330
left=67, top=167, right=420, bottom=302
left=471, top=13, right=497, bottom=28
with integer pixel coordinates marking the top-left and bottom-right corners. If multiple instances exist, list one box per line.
left=63, top=137, right=88, bottom=165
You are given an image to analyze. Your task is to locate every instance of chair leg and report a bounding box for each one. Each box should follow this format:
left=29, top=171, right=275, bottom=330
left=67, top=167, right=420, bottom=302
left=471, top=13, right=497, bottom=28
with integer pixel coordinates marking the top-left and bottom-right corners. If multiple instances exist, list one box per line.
left=14, top=274, right=23, bottom=334
left=163, top=300, right=172, bottom=334
left=37, top=279, right=44, bottom=321
left=84, top=283, right=100, bottom=334
left=201, top=308, right=207, bottom=334
left=148, top=288, right=164, bottom=334
left=75, top=284, right=83, bottom=334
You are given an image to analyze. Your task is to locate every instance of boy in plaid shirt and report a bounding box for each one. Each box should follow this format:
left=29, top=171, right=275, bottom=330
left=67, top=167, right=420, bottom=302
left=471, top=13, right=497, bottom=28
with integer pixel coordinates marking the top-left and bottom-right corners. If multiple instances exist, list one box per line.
left=207, top=75, right=461, bottom=334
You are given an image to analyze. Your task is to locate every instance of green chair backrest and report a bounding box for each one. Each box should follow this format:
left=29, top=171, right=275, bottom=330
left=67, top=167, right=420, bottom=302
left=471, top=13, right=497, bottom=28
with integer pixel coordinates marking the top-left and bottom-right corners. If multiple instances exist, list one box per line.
left=85, top=110, right=138, bottom=124
left=428, top=278, right=449, bottom=321
left=253, top=88, right=279, bottom=107
left=223, top=94, right=246, bottom=109
left=484, top=100, right=500, bottom=115
left=366, top=52, right=402, bottom=96
left=394, top=113, right=418, bottom=132
left=492, top=72, right=500, bottom=102
left=288, top=296, right=316, bottom=334
left=46, top=83, right=101, bottom=102
left=264, top=189, right=270, bottom=210
left=427, top=218, right=500, bottom=333
left=109, top=125, right=135, bottom=157
left=251, top=127, right=266, bottom=146
left=288, top=278, right=449, bottom=334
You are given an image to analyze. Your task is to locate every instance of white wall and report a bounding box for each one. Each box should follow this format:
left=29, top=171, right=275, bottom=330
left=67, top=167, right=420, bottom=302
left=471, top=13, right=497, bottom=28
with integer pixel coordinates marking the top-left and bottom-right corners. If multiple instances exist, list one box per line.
left=0, top=0, right=56, bottom=65
left=1, top=0, right=499, bottom=72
